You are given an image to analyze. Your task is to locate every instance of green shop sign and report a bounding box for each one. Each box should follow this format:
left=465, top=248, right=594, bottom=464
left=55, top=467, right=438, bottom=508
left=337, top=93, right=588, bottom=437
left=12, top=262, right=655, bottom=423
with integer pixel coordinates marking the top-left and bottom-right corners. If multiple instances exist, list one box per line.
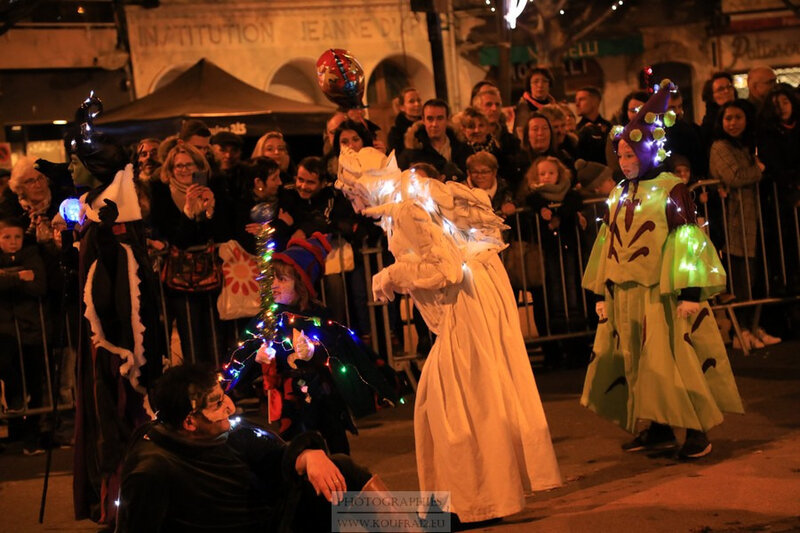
left=479, top=34, right=643, bottom=65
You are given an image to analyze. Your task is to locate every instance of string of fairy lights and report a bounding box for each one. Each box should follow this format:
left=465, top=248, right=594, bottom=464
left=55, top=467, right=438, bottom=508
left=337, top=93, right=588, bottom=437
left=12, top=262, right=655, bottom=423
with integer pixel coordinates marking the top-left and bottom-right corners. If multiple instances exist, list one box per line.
left=221, top=221, right=402, bottom=404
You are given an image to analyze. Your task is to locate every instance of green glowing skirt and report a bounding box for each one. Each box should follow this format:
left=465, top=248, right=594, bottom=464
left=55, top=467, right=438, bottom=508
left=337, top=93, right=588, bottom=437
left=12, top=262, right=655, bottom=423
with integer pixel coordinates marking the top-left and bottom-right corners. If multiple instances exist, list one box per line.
left=580, top=282, right=744, bottom=433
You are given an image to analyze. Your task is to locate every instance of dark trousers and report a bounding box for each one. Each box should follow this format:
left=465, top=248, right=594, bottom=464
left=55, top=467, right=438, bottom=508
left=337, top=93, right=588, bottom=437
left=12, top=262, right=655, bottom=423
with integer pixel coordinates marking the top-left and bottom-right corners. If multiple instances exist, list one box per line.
left=166, top=292, right=221, bottom=365
left=0, top=336, right=45, bottom=410
left=282, top=454, right=372, bottom=533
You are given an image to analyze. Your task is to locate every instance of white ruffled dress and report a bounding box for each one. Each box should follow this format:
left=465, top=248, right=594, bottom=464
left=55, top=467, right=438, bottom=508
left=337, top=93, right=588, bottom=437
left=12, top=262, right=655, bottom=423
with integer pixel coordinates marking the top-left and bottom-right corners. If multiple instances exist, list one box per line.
left=371, top=181, right=562, bottom=522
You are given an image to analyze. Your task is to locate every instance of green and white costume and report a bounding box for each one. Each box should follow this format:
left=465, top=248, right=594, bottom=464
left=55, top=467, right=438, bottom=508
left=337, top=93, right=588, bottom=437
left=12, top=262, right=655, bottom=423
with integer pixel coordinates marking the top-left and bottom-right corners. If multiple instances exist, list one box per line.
left=581, top=171, right=744, bottom=433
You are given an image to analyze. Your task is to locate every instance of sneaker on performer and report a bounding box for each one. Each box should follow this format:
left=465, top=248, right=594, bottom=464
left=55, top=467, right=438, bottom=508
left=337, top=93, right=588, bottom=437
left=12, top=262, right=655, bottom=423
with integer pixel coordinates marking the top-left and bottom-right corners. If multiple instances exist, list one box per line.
left=621, top=422, right=677, bottom=452
left=678, top=429, right=712, bottom=459
left=756, top=328, right=781, bottom=345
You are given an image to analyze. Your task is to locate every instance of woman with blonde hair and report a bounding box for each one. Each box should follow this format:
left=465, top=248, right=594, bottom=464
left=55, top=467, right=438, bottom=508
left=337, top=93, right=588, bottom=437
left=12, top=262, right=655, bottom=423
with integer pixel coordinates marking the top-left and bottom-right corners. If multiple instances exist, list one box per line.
left=252, top=131, right=295, bottom=184
left=150, top=143, right=222, bottom=363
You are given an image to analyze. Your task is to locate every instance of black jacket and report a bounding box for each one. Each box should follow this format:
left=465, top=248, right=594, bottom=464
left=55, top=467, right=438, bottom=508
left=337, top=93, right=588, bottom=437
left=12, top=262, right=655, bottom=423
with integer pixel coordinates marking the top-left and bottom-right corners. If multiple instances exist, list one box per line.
left=116, top=423, right=331, bottom=533
left=149, top=181, right=218, bottom=249
left=397, top=121, right=472, bottom=180
left=387, top=112, right=416, bottom=157
left=0, top=245, right=47, bottom=344
left=758, top=121, right=800, bottom=198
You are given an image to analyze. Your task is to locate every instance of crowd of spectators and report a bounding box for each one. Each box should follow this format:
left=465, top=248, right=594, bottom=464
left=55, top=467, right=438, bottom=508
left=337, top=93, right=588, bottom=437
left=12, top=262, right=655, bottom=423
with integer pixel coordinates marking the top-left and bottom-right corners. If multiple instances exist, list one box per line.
left=1, top=64, right=799, bottom=453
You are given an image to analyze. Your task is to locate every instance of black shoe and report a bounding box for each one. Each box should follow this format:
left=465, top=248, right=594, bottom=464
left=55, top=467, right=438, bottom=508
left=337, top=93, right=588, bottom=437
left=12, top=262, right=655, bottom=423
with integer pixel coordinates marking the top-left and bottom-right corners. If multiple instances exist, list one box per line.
left=678, top=429, right=712, bottom=459
left=450, top=513, right=502, bottom=531
left=622, top=422, right=677, bottom=452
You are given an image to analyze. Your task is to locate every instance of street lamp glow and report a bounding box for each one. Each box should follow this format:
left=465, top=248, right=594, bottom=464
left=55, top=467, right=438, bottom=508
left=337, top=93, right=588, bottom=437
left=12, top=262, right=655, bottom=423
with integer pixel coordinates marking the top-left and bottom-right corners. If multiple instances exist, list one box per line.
left=505, top=0, right=528, bottom=29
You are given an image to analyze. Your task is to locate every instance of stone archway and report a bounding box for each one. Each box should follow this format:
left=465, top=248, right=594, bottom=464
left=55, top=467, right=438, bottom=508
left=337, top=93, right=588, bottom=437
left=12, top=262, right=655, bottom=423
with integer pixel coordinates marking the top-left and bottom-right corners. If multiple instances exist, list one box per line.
left=148, top=63, right=194, bottom=94
left=266, top=58, right=329, bottom=106
left=366, top=54, right=433, bottom=142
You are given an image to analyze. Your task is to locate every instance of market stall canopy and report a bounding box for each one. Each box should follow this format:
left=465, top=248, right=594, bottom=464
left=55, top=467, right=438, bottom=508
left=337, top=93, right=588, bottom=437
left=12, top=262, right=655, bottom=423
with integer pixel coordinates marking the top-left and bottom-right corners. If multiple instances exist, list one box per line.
left=96, top=58, right=335, bottom=141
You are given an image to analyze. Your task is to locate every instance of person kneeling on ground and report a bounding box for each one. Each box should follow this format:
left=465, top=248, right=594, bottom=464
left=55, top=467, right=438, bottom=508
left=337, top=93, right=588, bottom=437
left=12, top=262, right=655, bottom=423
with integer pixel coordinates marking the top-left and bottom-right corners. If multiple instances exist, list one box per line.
left=116, top=364, right=394, bottom=532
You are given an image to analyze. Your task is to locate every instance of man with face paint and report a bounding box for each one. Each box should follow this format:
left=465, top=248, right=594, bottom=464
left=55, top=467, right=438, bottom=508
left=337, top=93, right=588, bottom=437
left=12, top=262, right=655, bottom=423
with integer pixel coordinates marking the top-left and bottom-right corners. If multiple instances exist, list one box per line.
left=116, top=364, right=379, bottom=533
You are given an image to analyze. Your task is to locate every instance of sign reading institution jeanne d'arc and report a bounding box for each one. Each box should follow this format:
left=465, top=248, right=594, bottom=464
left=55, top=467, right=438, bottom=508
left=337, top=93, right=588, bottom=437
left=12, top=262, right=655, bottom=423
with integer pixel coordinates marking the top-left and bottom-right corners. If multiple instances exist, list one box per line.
left=125, top=1, right=427, bottom=97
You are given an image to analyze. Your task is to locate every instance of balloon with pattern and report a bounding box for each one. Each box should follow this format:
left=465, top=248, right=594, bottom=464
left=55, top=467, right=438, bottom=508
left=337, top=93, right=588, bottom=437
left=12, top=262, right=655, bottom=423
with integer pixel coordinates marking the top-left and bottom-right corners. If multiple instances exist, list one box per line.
left=315, top=48, right=365, bottom=109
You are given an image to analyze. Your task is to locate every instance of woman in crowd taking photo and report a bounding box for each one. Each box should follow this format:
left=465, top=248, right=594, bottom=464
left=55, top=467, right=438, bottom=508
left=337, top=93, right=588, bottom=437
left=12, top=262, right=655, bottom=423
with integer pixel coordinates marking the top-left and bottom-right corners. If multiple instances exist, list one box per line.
left=150, top=143, right=222, bottom=364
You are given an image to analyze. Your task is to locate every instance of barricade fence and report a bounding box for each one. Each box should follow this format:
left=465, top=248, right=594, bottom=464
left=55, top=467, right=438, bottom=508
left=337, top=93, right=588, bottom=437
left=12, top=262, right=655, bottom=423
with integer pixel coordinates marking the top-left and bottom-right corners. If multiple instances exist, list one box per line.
left=3, top=178, right=799, bottom=419
left=0, top=299, right=75, bottom=421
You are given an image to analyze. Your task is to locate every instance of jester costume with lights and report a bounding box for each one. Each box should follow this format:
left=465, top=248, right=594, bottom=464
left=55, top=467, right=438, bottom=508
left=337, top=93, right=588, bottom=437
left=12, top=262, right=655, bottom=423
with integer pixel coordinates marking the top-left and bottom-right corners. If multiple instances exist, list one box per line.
left=233, top=233, right=396, bottom=455
left=581, top=80, right=743, bottom=435
left=337, top=148, right=561, bottom=523
left=68, top=94, right=162, bottom=525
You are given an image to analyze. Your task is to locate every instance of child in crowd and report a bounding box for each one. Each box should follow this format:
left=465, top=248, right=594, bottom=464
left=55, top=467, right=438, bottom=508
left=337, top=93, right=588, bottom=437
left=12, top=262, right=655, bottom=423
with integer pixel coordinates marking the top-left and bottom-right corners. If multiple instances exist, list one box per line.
left=670, top=154, right=693, bottom=185
left=581, top=80, right=743, bottom=459
left=517, top=155, right=585, bottom=367
left=575, top=158, right=617, bottom=200
left=669, top=155, right=714, bottom=235
left=0, top=217, right=47, bottom=455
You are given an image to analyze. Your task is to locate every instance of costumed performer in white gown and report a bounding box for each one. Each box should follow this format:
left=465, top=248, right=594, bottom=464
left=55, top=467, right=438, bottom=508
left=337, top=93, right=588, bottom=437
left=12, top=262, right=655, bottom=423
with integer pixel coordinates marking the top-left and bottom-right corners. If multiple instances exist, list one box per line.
left=336, top=147, right=561, bottom=525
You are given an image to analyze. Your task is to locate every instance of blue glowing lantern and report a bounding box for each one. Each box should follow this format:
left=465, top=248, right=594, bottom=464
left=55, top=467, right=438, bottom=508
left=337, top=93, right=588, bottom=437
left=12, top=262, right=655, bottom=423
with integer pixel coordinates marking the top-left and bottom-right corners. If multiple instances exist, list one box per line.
left=59, top=198, right=82, bottom=227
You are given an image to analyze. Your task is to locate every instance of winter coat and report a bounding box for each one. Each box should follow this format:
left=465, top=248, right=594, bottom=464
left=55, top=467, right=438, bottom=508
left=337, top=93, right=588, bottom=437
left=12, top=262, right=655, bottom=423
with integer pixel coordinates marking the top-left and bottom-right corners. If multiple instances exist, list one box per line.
left=666, top=119, right=709, bottom=179
left=387, top=112, right=416, bottom=157
left=455, top=129, right=524, bottom=190
left=0, top=245, right=47, bottom=344
left=522, top=188, right=583, bottom=252
left=576, top=115, right=612, bottom=165
left=277, top=186, right=366, bottom=249
left=149, top=181, right=218, bottom=250
left=397, top=121, right=472, bottom=180
left=709, top=139, right=762, bottom=258
left=758, top=122, right=800, bottom=205
left=513, top=93, right=556, bottom=139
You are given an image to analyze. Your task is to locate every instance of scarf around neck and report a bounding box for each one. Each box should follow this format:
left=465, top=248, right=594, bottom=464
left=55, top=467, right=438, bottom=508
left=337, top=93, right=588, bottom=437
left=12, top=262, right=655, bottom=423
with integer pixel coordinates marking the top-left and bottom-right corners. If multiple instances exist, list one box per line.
left=522, top=92, right=554, bottom=110
left=530, top=174, right=571, bottom=202
left=169, top=177, right=189, bottom=212
left=19, top=190, right=52, bottom=218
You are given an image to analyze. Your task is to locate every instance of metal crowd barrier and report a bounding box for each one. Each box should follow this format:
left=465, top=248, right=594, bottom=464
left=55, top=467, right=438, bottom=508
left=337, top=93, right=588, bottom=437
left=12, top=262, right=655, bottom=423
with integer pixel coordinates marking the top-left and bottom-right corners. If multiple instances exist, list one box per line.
left=0, top=299, right=75, bottom=421
left=690, top=178, right=800, bottom=354
left=5, top=179, right=798, bottom=424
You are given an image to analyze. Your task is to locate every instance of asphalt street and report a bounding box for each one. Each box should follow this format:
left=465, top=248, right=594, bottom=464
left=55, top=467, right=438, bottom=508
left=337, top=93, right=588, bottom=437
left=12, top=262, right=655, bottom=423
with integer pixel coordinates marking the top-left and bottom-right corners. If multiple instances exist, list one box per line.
left=2, top=340, right=799, bottom=532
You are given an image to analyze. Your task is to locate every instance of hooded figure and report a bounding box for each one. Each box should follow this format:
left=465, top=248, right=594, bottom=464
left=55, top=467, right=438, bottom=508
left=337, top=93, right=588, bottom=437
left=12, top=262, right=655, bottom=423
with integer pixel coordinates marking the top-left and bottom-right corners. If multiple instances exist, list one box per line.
left=336, top=147, right=562, bottom=525
left=68, top=92, right=163, bottom=526
left=581, top=79, right=743, bottom=460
